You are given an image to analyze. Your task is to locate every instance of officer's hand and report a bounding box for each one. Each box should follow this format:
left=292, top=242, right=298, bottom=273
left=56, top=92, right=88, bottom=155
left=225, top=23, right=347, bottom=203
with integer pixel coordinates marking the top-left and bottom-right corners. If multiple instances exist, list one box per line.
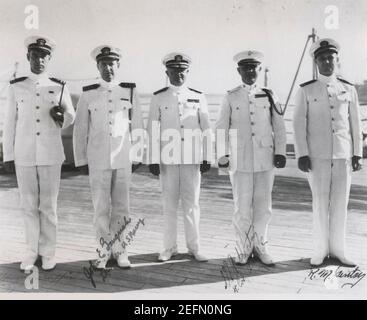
left=218, top=155, right=230, bottom=168
left=352, top=156, right=362, bottom=171
left=298, top=156, right=311, bottom=172
left=50, top=105, right=64, bottom=125
left=78, top=165, right=89, bottom=175
left=200, top=161, right=211, bottom=174
left=3, top=161, right=15, bottom=174
left=149, top=164, right=160, bottom=176
left=132, top=162, right=142, bottom=173
left=274, top=154, right=286, bottom=168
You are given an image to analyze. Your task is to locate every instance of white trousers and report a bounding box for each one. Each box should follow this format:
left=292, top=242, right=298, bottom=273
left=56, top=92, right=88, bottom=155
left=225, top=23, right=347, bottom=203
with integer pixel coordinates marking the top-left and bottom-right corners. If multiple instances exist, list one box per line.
left=308, top=158, right=352, bottom=259
left=160, top=164, right=201, bottom=253
left=230, top=170, right=274, bottom=254
left=16, top=165, right=61, bottom=260
left=89, top=168, right=131, bottom=256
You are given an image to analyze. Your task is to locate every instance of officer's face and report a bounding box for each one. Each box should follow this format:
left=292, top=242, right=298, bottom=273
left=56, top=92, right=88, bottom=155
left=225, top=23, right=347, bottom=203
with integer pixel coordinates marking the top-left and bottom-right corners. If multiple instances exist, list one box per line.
left=97, top=58, right=120, bottom=82
left=166, top=67, right=189, bottom=86
left=27, top=49, right=51, bottom=74
left=237, top=63, right=261, bottom=85
left=315, top=51, right=337, bottom=77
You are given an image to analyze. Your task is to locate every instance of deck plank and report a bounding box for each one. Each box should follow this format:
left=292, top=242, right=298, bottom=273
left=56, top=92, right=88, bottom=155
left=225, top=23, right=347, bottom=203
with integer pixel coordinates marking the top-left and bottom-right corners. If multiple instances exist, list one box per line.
left=1, top=163, right=367, bottom=296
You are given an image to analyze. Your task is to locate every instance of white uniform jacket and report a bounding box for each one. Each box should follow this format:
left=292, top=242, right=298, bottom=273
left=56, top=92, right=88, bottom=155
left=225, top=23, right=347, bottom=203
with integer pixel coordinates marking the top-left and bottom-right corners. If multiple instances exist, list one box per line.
left=3, top=74, right=75, bottom=166
left=293, top=76, right=362, bottom=159
left=146, top=85, right=212, bottom=165
left=73, top=81, right=144, bottom=169
left=215, top=84, right=286, bottom=172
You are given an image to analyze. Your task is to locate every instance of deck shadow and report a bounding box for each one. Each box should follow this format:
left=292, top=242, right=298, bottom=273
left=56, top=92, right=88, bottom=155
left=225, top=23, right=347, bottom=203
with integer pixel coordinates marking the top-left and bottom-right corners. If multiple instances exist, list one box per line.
left=0, top=253, right=314, bottom=293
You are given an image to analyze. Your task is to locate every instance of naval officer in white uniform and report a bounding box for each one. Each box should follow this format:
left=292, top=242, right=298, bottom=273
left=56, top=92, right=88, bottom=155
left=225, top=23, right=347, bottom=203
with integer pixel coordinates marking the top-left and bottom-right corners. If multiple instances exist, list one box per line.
left=146, top=52, right=212, bottom=262
left=293, top=38, right=363, bottom=267
left=2, top=35, right=75, bottom=271
left=216, top=51, right=287, bottom=265
left=73, top=45, right=144, bottom=269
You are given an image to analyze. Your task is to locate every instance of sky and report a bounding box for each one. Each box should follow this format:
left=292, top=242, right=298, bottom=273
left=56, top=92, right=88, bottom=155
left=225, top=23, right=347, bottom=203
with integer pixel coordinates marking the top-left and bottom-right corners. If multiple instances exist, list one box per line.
left=0, top=0, right=366, bottom=102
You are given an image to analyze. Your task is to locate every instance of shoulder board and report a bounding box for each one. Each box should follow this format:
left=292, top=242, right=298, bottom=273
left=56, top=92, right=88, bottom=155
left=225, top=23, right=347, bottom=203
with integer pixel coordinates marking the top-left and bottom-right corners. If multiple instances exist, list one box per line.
left=83, top=84, right=100, bottom=92
left=49, top=77, right=65, bottom=85
left=119, top=82, right=136, bottom=88
left=9, top=77, right=28, bottom=84
left=188, top=87, right=202, bottom=94
left=337, top=78, right=353, bottom=86
left=153, top=87, right=169, bottom=95
left=300, top=79, right=317, bottom=87
left=227, top=86, right=242, bottom=94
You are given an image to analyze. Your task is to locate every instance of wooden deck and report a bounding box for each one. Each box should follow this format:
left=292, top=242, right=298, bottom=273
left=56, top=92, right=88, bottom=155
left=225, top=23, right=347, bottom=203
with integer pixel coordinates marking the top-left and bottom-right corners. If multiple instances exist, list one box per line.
left=0, top=160, right=367, bottom=297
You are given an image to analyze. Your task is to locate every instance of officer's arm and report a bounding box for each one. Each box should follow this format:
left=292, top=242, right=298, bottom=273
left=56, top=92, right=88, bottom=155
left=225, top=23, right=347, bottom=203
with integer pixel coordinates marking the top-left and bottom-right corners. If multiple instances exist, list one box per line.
left=293, top=88, right=309, bottom=158
left=270, top=93, right=287, bottom=156
left=146, top=95, right=160, bottom=164
left=198, top=94, right=213, bottom=163
left=73, top=93, right=90, bottom=167
left=215, top=95, right=231, bottom=161
left=60, top=86, right=76, bottom=129
left=349, top=86, right=363, bottom=158
left=130, top=88, right=144, bottom=163
left=2, top=85, right=17, bottom=162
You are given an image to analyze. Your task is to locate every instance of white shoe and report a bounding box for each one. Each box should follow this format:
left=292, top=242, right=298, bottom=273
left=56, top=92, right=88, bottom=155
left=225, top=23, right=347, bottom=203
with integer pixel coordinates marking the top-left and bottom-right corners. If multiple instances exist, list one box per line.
left=253, top=246, right=274, bottom=266
left=188, top=251, right=208, bottom=262
left=93, top=250, right=111, bottom=269
left=234, top=253, right=251, bottom=265
left=310, top=255, right=326, bottom=267
left=117, top=253, right=131, bottom=269
left=20, top=255, right=38, bottom=271
left=158, top=248, right=178, bottom=262
left=41, top=257, right=56, bottom=271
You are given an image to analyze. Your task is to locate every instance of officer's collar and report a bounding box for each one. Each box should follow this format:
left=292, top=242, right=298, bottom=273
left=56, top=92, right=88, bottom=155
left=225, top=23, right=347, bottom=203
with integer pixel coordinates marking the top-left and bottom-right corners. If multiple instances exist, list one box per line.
left=100, top=78, right=119, bottom=89
left=169, top=84, right=188, bottom=93
left=28, top=71, right=49, bottom=82
left=242, top=82, right=258, bottom=93
left=318, top=73, right=337, bottom=84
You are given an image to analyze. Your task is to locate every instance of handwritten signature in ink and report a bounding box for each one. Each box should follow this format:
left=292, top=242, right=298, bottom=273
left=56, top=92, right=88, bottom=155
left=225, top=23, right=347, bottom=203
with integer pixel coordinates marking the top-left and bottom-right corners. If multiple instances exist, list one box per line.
left=82, top=260, right=113, bottom=289
left=307, top=266, right=366, bottom=289
left=221, top=224, right=267, bottom=293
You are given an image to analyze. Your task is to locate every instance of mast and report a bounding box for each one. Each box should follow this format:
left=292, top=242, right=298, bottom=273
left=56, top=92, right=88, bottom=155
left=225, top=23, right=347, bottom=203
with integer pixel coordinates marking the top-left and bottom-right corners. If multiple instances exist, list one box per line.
left=311, top=28, right=318, bottom=79
left=264, top=67, right=269, bottom=87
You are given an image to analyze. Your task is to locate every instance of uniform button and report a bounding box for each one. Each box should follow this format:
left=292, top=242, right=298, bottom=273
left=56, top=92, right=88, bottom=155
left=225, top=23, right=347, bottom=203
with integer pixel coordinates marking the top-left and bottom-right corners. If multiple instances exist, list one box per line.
left=251, top=122, right=255, bottom=125
left=179, top=114, right=182, bottom=117
left=333, top=130, right=335, bottom=133
left=330, top=106, right=334, bottom=109
left=36, top=119, right=40, bottom=123
left=110, top=133, right=112, bottom=136
left=250, top=101, right=253, bottom=104
left=250, top=112, right=254, bottom=115
left=236, top=107, right=239, bottom=110
left=331, top=117, right=335, bottom=121
left=252, top=133, right=255, bottom=136
left=109, top=100, right=112, bottom=103
left=108, top=90, right=112, bottom=93
left=109, top=121, right=112, bottom=125
left=181, top=138, right=184, bottom=141
left=36, top=106, right=40, bottom=109
left=181, top=125, right=184, bottom=128
left=329, top=95, right=332, bottom=98
left=36, top=93, right=40, bottom=96
left=36, top=132, right=40, bottom=136
left=109, top=110, right=112, bottom=113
